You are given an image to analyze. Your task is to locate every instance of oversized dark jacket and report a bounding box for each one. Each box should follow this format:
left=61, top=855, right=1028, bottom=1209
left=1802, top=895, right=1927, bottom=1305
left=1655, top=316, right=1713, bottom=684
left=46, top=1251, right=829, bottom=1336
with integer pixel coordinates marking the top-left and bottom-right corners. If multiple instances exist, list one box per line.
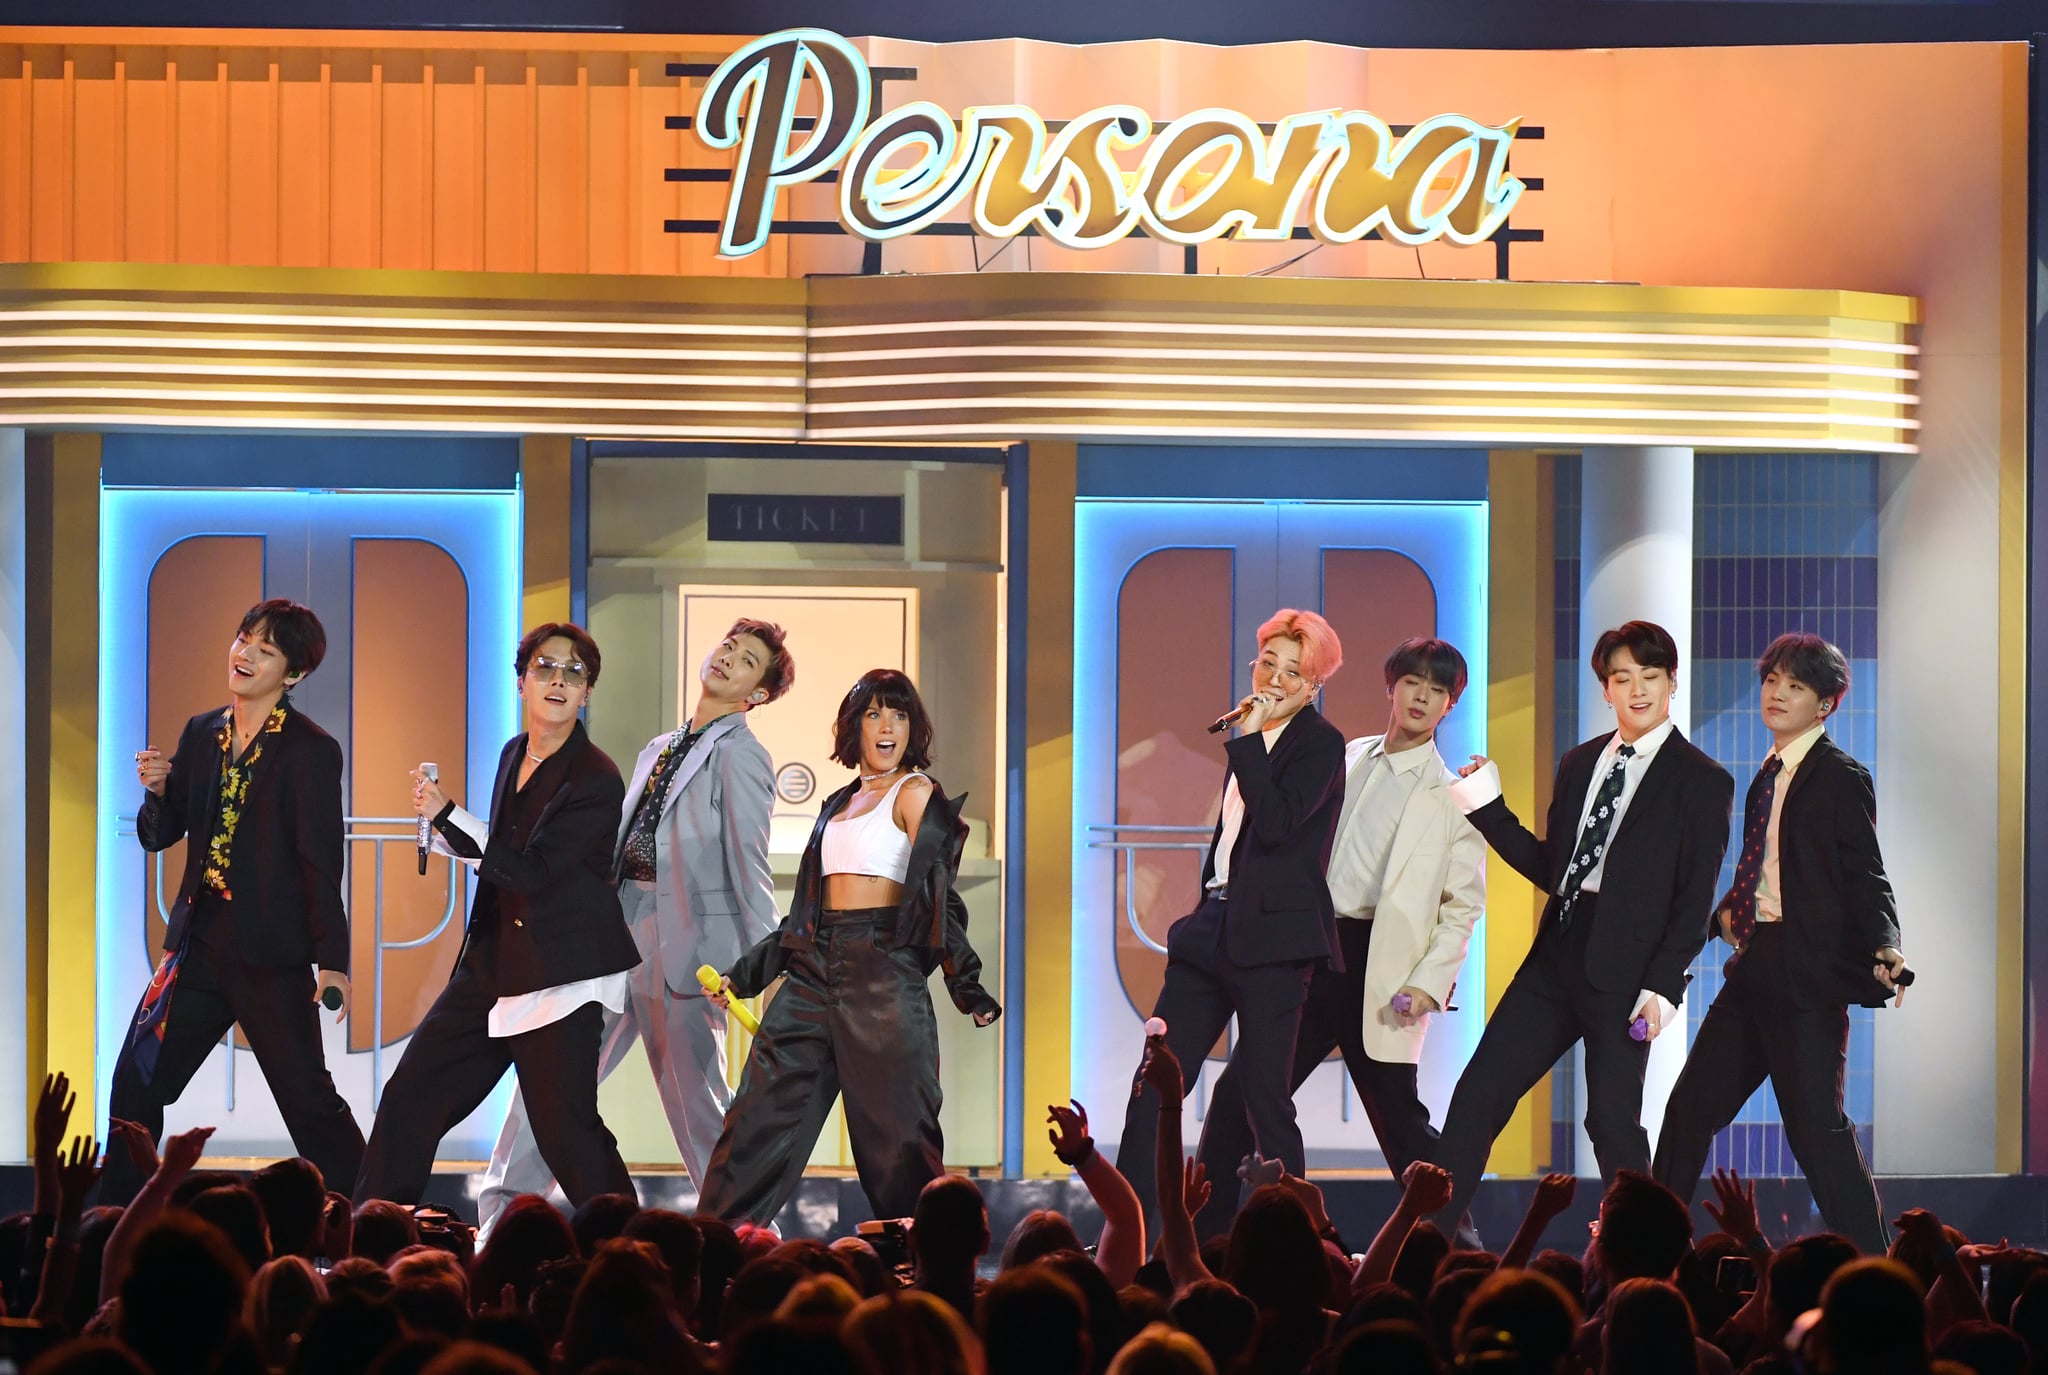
left=726, top=775, right=1002, bottom=1022
left=435, top=723, right=641, bottom=997
left=138, top=702, right=350, bottom=972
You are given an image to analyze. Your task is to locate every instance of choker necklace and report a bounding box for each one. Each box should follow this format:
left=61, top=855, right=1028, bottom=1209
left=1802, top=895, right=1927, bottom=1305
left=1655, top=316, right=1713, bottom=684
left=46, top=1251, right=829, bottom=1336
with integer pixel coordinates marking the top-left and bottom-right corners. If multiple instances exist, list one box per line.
left=860, top=764, right=902, bottom=784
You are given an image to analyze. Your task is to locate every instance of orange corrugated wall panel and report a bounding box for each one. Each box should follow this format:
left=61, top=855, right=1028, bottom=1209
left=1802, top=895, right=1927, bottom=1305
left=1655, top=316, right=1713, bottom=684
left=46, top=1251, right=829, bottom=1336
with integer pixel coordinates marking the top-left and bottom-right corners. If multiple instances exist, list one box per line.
left=0, top=30, right=755, bottom=275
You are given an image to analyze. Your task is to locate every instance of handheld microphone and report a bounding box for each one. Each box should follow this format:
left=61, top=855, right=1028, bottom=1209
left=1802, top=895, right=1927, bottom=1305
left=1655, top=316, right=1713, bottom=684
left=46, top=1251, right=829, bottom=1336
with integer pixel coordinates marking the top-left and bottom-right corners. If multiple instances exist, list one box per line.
left=416, top=763, right=439, bottom=876
left=1391, top=992, right=1413, bottom=1016
left=1133, top=1017, right=1169, bottom=1095
left=321, top=986, right=344, bottom=1012
left=1206, top=703, right=1252, bottom=735
left=1629, top=1017, right=1650, bottom=1042
left=697, top=965, right=761, bottom=1034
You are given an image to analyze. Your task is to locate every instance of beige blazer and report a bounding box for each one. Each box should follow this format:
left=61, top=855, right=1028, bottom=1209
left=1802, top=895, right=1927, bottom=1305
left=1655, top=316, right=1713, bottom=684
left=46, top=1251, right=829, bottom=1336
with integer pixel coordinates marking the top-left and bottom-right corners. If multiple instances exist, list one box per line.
left=1339, top=735, right=1487, bottom=1064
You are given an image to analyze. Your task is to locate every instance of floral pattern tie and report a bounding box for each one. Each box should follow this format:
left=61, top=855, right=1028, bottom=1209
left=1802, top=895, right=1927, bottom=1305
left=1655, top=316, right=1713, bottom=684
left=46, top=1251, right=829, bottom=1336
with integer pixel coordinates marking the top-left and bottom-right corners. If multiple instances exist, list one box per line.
left=1555, top=743, right=1636, bottom=928
left=1718, top=753, right=1785, bottom=946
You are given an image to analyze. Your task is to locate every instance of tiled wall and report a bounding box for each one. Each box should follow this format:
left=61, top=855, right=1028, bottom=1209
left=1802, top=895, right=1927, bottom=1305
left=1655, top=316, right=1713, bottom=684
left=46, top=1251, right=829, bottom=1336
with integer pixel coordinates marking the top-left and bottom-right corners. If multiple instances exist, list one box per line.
left=1547, top=452, right=1881, bottom=1176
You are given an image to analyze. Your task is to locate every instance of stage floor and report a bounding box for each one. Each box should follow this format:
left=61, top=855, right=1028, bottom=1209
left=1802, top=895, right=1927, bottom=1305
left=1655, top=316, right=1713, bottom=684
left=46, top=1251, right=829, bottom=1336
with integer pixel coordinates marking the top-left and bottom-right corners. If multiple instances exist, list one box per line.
left=5, top=1166, right=2045, bottom=1250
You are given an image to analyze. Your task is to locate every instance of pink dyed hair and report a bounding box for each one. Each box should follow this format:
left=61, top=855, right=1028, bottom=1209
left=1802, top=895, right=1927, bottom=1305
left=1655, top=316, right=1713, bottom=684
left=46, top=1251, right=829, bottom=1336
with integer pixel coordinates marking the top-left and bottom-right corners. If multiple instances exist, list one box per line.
left=1256, top=608, right=1344, bottom=684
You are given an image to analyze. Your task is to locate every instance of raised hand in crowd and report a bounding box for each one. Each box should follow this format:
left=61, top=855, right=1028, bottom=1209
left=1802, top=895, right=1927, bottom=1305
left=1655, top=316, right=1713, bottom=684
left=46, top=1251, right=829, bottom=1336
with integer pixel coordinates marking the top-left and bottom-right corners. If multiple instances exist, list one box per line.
left=1047, top=1097, right=1145, bottom=1287
left=1355, top=1160, right=1454, bottom=1297
left=32, top=1071, right=76, bottom=1217
left=1141, top=1036, right=1217, bottom=1292
left=100, top=1125, right=216, bottom=1307
left=1501, top=1172, right=1577, bottom=1271
left=1896, top=1205, right=1989, bottom=1339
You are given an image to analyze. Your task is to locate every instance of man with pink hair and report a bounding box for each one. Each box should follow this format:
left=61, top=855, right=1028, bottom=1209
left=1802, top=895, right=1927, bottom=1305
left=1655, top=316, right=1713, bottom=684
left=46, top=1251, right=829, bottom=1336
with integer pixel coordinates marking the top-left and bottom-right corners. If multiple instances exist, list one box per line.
left=1116, top=609, right=1349, bottom=1221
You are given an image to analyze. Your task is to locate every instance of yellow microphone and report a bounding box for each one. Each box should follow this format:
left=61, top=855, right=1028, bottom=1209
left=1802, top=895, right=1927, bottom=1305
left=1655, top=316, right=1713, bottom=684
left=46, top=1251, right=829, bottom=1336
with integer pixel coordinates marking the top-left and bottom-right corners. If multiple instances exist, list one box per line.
left=697, top=964, right=760, bottom=1034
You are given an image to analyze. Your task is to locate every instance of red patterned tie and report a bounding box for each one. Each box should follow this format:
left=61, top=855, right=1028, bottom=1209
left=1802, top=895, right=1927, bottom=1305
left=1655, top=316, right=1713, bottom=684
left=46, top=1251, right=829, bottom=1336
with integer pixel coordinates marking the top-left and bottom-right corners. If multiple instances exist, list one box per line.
left=1719, top=753, right=1785, bottom=946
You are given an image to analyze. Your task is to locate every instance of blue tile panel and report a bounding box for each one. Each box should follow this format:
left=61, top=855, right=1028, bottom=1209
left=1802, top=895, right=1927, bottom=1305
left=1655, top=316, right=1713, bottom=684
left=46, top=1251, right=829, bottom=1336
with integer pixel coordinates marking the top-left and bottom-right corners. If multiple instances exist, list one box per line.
left=1542, top=452, right=1881, bottom=1179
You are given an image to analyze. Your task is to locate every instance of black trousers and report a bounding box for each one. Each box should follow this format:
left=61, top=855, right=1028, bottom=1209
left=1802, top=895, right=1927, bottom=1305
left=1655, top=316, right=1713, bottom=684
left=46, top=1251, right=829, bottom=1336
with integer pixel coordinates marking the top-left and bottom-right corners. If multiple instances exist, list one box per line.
left=1430, top=897, right=1651, bottom=1234
left=103, top=913, right=364, bottom=1205
left=1193, top=916, right=1439, bottom=1237
left=1115, top=897, right=1315, bottom=1221
left=353, top=952, right=633, bottom=1207
left=696, top=911, right=945, bottom=1225
left=1653, top=925, right=1889, bottom=1255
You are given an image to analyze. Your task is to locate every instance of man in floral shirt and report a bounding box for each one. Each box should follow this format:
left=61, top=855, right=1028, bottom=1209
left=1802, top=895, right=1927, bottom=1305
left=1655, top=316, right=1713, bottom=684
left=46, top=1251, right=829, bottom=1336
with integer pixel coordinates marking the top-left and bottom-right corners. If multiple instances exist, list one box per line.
left=106, top=599, right=362, bottom=1203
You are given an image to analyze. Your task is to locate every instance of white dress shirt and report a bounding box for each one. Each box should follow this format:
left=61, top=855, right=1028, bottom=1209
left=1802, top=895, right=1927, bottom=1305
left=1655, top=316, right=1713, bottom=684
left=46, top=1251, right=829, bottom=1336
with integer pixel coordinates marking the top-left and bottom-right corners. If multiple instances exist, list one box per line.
left=433, top=803, right=633, bottom=1038
left=1326, top=737, right=1434, bottom=918
left=1207, top=715, right=1293, bottom=892
left=1753, top=722, right=1827, bottom=924
left=1446, top=718, right=1682, bottom=1028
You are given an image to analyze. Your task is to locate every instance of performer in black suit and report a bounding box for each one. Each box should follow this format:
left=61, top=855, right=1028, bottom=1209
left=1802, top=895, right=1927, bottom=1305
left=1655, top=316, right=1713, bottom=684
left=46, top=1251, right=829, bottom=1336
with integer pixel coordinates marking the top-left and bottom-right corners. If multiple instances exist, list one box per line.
left=354, top=623, right=641, bottom=1207
left=109, top=599, right=363, bottom=1204
left=1114, top=609, right=1349, bottom=1216
left=1431, top=620, right=1734, bottom=1233
left=1654, top=633, right=1906, bottom=1255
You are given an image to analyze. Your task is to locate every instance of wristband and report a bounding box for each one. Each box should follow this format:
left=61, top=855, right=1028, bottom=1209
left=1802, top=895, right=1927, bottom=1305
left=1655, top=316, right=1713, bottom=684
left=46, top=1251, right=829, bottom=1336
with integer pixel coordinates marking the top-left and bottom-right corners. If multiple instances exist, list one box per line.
left=1056, top=1138, right=1097, bottom=1170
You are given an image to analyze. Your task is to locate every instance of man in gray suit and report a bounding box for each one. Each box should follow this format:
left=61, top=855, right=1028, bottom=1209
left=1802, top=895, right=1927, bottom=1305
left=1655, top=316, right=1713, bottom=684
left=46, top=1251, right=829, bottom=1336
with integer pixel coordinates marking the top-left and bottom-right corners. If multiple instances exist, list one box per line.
left=476, top=618, right=794, bottom=1234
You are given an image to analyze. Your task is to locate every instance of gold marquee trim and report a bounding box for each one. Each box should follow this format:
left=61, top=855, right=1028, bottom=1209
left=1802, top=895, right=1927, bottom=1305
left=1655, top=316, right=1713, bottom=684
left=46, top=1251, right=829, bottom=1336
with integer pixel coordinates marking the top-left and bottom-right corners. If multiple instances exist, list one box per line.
left=0, top=262, right=1918, bottom=452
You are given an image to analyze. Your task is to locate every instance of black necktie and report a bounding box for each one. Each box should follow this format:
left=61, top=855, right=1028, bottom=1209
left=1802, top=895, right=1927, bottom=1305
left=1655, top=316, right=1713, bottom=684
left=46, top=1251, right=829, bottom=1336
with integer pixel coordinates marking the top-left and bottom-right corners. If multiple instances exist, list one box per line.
left=1556, top=743, right=1636, bottom=926
left=1718, top=753, right=1786, bottom=945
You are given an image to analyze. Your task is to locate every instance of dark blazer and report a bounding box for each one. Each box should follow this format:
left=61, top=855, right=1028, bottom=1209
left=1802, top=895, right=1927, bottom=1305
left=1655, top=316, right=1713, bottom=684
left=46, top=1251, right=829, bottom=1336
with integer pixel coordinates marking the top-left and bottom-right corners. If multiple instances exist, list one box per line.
left=137, top=703, right=350, bottom=972
left=726, top=774, right=1002, bottom=1023
left=1469, top=727, right=1734, bottom=1002
left=1200, top=702, right=1348, bottom=970
left=436, top=723, right=640, bottom=998
left=1748, top=732, right=1901, bottom=1009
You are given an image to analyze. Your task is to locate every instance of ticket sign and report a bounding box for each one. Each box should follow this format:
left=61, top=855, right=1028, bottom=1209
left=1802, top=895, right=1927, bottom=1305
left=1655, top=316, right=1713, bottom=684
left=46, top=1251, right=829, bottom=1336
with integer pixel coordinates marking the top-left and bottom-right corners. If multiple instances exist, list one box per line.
left=697, top=28, right=1528, bottom=259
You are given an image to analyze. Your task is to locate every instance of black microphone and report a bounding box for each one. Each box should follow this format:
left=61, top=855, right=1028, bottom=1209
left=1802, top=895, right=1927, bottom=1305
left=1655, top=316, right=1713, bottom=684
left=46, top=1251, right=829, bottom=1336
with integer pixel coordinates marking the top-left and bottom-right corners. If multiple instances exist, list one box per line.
left=416, top=762, right=439, bottom=875
left=1207, top=702, right=1253, bottom=735
left=321, top=985, right=344, bottom=1012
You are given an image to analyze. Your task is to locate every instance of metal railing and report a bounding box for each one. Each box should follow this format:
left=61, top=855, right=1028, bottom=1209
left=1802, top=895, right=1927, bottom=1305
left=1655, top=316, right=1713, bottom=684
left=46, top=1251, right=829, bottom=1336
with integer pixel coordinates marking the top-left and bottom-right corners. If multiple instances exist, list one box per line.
left=1084, top=823, right=1213, bottom=954
left=1084, top=820, right=1369, bottom=1127
left=118, top=814, right=468, bottom=1110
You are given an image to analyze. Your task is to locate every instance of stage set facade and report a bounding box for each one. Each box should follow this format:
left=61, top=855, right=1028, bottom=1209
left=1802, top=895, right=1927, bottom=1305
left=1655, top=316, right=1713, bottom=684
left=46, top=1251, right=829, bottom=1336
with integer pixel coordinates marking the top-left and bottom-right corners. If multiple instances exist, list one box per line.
left=0, top=20, right=2033, bottom=1239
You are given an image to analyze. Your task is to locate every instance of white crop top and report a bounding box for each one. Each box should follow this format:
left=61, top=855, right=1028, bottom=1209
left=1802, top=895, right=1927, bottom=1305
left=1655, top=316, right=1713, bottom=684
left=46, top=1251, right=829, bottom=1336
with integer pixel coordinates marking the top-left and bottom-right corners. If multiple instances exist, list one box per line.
left=821, top=771, right=921, bottom=882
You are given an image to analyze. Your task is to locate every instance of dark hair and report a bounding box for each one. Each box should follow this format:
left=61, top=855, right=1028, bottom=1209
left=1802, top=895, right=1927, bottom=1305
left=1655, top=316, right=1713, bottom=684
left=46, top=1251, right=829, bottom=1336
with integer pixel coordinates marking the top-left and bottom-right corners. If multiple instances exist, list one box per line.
left=830, top=669, right=935, bottom=771
left=569, top=1193, right=639, bottom=1257
left=119, top=1211, right=251, bottom=1375
left=1590, top=620, right=1679, bottom=683
left=721, top=1319, right=856, bottom=1375
left=1768, top=1233, right=1860, bottom=1332
left=1529, top=1249, right=1586, bottom=1311
left=690, top=1215, right=743, bottom=1340
left=472, top=1195, right=576, bottom=1313
left=1757, top=631, right=1851, bottom=709
left=911, top=1175, right=989, bottom=1270
left=290, top=1291, right=403, bottom=1375
left=1384, top=637, right=1469, bottom=702
left=1222, top=1185, right=1331, bottom=1315
left=353, top=1200, right=423, bottom=1266
left=1001, top=1210, right=1085, bottom=1271
left=1596, top=1171, right=1693, bottom=1282
left=515, top=622, right=603, bottom=690
left=725, top=618, right=797, bottom=705
left=721, top=1256, right=809, bottom=1339
left=980, top=1266, right=1090, bottom=1375
left=559, top=1239, right=694, bottom=1375
left=1170, top=1279, right=1257, bottom=1374
left=1454, top=1269, right=1582, bottom=1369
left=1819, top=1258, right=1927, bottom=1375
left=250, top=1158, right=329, bottom=1261
left=187, top=1184, right=274, bottom=1274
left=1331, top=1319, right=1438, bottom=1375
left=1932, top=1320, right=2028, bottom=1375
left=1038, top=1249, right=1124, bottom=1374
left=1425, top=1265, right=1491, bottom=1361
left=1601, top=1277, right=1698, bottom=1375
left=322, top=1255, right=397, bottom=1303
left=239, top=599, right=328, bottom=680
left=623, top=1209, right=704, bottom=1315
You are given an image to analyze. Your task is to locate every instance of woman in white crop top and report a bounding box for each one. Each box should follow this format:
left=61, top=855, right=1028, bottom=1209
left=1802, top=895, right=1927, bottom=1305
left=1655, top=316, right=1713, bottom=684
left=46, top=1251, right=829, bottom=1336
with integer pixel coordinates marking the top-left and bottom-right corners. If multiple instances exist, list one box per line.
left=698, top=669, right=1001, bottom=1226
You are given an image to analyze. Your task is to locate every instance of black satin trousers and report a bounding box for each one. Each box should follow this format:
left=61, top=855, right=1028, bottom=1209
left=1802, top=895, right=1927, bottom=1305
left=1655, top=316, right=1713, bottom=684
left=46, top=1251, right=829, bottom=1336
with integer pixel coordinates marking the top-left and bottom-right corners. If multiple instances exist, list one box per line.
left=697, top=909, right=946, bottom=1225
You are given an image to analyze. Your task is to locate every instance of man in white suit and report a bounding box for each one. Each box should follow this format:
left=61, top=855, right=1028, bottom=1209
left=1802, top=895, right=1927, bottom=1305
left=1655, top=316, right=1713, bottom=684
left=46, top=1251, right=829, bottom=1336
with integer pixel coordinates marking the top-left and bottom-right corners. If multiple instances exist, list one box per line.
left=1193, top=637, right=1483, bottom=1236
left=475, top=619, right=793, bottom=1235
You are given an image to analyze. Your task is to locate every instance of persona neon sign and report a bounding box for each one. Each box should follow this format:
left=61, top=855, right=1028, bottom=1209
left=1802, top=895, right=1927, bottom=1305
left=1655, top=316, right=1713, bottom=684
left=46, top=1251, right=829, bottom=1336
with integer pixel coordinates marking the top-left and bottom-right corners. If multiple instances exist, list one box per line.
left=697, top=29, right=1528, bottom=259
